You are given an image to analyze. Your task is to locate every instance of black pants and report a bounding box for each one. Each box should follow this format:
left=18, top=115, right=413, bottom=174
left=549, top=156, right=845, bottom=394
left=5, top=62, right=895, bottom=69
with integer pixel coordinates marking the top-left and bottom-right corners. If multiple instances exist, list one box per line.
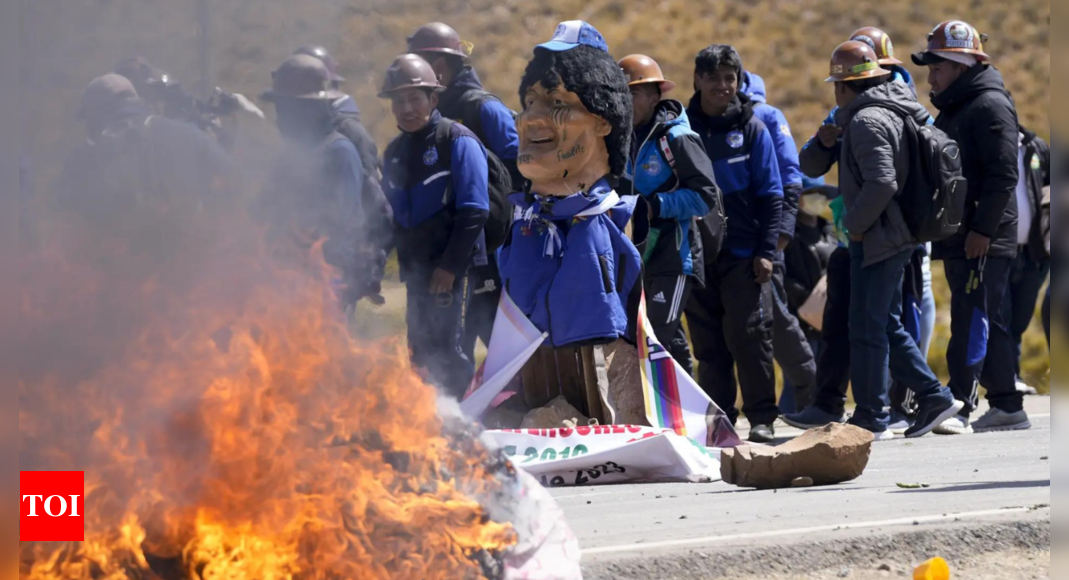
left=685, top=256, right=777, bottom=426
left=1001, top=251, right=1050, bottom=375
left=406, top=268, right=474, bottom=400
left=813, top=247, right=852, bottom=416
left=944, top=256, right=1021, bottom=416
left=772, top=258, right=817, bottom=389
left=645, top=274, right=695, bottom=375
left=461, top=254, right=502, bottom=363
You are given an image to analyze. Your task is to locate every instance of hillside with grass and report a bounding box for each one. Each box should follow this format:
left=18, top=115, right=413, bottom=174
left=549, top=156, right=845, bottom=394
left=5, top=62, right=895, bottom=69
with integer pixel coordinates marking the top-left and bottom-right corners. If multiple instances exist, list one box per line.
left=19, top=0, right=1051, bottom=390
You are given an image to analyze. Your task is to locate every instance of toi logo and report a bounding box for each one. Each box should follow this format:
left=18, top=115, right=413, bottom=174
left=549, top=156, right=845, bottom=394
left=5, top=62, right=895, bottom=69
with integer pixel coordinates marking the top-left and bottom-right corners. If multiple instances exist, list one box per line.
left=20, top=471, right=85, bottom=542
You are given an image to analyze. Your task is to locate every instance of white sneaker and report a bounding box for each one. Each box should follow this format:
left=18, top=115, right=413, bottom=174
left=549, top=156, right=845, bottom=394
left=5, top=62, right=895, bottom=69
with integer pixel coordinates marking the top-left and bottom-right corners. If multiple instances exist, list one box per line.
left=1015, top=380, right=1039, bottom=396
left=873, top=430, right=896, bottom=442
left=934, top=416, right=973, bottom=435
left=972, top=408, right=1032, bottom=433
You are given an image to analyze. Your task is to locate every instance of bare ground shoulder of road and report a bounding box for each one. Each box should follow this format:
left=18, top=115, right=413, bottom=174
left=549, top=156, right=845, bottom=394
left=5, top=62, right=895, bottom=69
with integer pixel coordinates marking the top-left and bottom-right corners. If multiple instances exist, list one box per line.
left=581, top=517, right=1050, bottom=580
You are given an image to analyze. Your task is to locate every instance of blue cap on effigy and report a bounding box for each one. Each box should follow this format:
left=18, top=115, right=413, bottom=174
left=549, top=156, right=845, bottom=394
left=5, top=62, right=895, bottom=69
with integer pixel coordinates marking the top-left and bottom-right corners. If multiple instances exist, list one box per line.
left=536, top=21, right=609, bottom=53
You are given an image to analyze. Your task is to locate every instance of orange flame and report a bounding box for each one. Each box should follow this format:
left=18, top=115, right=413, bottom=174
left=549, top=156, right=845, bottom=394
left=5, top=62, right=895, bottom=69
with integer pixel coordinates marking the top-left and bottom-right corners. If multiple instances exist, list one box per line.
left=20, top=194, right=515, bottom=579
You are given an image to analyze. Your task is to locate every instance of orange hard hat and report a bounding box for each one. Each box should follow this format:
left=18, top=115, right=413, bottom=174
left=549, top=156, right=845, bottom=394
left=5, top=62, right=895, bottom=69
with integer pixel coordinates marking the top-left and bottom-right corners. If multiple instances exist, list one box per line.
left=825, top=41, right=892, bottom=83
left=912, top=20, right=991, bottom=65
left=849, top=27, right=903, bottom=66
left=379, top=54, right=444, bottom=98
left=618, top=54, right=677, bottom=93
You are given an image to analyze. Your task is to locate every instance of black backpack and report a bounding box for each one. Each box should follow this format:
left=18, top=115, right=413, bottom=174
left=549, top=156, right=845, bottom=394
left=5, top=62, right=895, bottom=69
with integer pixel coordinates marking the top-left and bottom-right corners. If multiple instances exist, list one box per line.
left=435, top=118, right=514, bottom=251
left=865, top=107, right=968, bottom=243
left=656, top=135, right=727, bottom=262
left=453, top=89, right=519, bottom=143
left=333, top=117, right=395, bottom=241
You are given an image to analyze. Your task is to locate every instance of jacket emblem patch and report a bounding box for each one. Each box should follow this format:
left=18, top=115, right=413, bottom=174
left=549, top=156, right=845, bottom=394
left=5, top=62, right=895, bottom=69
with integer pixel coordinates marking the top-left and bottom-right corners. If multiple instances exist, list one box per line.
left=727, top=130, right=745, bottom=149
left=423, top=147, right=439, bottom=166
left=643, top=158, right=663, bottom=176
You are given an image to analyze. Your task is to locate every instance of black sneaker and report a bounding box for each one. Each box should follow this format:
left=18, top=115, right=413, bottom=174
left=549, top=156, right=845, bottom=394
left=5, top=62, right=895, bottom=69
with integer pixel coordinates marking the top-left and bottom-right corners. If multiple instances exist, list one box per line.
left=748, top=424, right=775, bottom=444
left=906, top=397, right=965, bottom=439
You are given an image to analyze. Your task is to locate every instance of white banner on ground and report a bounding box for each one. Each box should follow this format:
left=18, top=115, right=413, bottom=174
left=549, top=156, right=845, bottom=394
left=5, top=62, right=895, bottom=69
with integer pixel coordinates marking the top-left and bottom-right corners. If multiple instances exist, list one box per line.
left=484, top=425, right=721, bottom=487
left=461, top=291, right=547, bottom=419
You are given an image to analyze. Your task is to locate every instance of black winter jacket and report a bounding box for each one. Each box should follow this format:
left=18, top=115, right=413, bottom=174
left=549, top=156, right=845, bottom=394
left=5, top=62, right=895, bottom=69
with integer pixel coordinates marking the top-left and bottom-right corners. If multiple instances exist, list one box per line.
left=930, top=65, right=1020, bottom=260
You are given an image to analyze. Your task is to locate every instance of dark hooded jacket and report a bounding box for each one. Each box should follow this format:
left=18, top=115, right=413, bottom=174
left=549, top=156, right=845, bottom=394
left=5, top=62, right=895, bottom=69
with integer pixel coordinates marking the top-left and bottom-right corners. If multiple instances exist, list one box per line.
left=621, top=99, right=721, bottom=284
left=930, top=64, right=1020, bottom=260
left=836, top=81, right=931, bottom=266
left=687, top=92, right=784, bottom=262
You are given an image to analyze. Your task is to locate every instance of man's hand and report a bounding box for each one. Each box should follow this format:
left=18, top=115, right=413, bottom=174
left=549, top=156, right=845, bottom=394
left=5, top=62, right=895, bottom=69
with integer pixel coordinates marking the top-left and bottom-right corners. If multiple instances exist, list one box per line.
left=429, top=268, right=457, bottom=295
left=817, top=124, right=842, bottom=149
left=753, top=257, right=774, bottom=285
left=850, top=232, right=864, bottom=242
left=964, top=231, right=992, bottom=259
left=777, top=234, right=791, bottom=252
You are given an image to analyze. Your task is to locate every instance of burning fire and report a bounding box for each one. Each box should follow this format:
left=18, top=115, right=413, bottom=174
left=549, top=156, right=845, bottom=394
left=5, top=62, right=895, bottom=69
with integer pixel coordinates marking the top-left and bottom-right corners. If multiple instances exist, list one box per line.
left=20, top=188, right=516, bottom=579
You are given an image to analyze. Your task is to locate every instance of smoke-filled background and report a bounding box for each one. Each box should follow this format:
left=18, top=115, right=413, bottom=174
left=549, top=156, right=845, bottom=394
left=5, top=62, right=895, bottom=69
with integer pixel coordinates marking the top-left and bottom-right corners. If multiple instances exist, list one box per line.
left=20, top=0, right=1051, bottom=390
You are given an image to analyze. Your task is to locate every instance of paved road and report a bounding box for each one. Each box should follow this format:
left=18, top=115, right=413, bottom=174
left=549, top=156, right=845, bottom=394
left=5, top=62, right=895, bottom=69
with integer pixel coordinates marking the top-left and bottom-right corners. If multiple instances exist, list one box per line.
left=554, top=396, right=1051, bottom=570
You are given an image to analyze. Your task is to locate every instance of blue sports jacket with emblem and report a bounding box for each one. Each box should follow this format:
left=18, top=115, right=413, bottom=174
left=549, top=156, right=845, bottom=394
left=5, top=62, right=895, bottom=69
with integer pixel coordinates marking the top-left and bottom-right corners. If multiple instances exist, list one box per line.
left=382, top=110, right=490, bottom=279
left=741, top=72, right=804, bottom=242
left=687, top=92, right=784, bottom=262
left=621, top=100, right=721, bottom=285
left=499, top=181, right=642, bottom=347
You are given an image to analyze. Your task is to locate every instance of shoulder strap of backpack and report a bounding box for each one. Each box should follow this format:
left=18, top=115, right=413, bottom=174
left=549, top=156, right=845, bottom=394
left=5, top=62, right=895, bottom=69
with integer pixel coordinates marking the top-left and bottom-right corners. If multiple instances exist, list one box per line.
left=658, top=135, right=676, bottom=170
left=435, top=118, right=454, bottom=168
left=317, top=130, right=350, bottom=155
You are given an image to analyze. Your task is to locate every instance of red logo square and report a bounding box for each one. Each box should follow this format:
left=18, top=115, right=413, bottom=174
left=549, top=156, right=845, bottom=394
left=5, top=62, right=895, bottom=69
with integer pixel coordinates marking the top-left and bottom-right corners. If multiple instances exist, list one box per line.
left=20, top=471, right=85, bottom=542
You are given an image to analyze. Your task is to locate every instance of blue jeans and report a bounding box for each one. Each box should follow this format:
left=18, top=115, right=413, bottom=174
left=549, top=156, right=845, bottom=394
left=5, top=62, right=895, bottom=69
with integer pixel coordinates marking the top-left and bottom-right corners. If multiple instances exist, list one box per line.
left=849, top=243, right=946, bottom=430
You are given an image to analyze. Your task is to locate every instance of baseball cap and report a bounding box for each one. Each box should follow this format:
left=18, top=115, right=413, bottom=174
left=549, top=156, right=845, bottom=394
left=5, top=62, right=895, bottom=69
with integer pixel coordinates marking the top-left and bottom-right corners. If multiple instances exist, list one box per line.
left=536, top=21, right=609, bottom=53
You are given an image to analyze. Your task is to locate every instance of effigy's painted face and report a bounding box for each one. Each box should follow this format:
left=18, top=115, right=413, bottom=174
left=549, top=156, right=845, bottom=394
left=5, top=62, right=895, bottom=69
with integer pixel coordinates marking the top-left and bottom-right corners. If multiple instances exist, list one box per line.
left=517, top=80, right=610, bottom=195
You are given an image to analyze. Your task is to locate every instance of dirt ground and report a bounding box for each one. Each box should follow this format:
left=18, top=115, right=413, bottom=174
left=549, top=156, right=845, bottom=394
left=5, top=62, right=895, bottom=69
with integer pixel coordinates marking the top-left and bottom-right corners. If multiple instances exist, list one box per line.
left=730, top=549, right=1050, bottom=580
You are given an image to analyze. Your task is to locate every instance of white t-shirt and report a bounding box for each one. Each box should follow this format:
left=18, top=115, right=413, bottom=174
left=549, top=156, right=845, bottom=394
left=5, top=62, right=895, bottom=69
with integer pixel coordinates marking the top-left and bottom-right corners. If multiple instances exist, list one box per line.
left=1016, top=133, right=1034, bottom=245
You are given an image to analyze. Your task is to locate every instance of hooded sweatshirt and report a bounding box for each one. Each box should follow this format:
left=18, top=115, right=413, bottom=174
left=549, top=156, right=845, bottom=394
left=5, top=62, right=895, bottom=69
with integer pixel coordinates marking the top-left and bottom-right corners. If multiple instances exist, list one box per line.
left=499, top=181, right=641, bottom=347
left=837, top=81, right=931, bottom=266
left=687, top=92, right=784, bottom=262
left=742, top=72, right=804, bottom=241
left=930, top=64, right=1020, bottom=260
left=621, top=99, right=720, bottom=282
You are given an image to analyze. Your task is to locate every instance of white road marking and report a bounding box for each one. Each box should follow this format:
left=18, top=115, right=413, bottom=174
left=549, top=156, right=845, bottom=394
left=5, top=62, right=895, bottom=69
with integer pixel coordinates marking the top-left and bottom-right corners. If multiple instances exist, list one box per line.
left=581, top=507, right=1036, bottom=556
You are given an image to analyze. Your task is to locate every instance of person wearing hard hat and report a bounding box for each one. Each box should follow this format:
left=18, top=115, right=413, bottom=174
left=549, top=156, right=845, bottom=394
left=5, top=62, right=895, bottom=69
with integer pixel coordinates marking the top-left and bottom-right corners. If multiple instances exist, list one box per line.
left=294, top=44, right=392, bottom=305
left=683, top=44, right=784, bottom=443
left=913, top=21, right=1027, bottom=434
left=58, top=73, right=231, bottom=264
left=259, top=55, right=377, bottom=309
left=618, top=54, right=722, bottom=376
left=407, top=23, right=521, bottom=365
left=790, top=26, right=936, bottom=433
left=823, top=41, right=964, bottom=440
left=378, top=54, right=490, bottom=400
